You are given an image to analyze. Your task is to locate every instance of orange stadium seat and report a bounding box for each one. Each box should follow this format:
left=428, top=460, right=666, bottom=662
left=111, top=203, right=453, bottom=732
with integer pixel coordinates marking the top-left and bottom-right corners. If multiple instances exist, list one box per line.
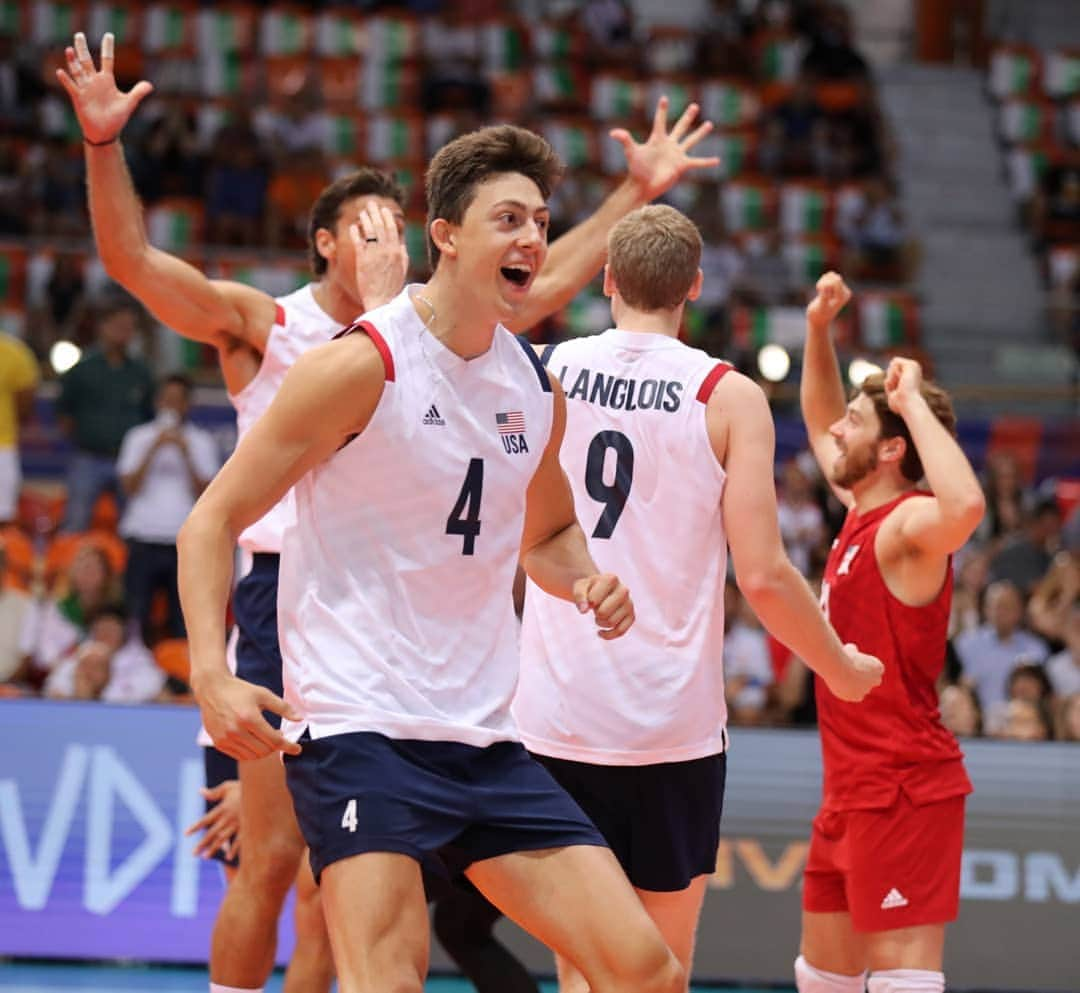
left=90, top=491, right=119, bottom=532
left=0, top=525, right=36, bottom=592
left=153, top=637, right=190, bottom=683
left=318, top=56, right=361, bottom=108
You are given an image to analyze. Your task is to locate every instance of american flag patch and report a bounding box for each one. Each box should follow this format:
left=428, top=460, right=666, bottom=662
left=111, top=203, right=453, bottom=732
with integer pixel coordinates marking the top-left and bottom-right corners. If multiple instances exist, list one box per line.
left=496, top=411, right=526, bottom=435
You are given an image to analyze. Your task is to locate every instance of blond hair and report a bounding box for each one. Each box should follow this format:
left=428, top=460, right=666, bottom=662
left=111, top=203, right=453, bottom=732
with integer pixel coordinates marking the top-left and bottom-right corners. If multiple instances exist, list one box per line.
left=607, top=205, right=702, bottom=311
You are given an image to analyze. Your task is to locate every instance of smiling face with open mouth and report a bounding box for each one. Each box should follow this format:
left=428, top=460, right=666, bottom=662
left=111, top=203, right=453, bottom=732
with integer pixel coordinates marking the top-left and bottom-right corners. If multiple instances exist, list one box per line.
left=447, top=171, right=550, bottom=323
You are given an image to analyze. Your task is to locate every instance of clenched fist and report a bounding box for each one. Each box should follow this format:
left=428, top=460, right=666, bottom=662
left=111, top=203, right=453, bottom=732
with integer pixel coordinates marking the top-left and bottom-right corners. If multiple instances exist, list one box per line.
left=806, top=271, right=852, bottom=332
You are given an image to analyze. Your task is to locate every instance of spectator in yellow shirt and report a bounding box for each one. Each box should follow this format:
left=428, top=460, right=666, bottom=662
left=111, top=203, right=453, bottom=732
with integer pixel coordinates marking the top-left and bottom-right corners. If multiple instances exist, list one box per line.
left=0, top=332, right=40, bottom=525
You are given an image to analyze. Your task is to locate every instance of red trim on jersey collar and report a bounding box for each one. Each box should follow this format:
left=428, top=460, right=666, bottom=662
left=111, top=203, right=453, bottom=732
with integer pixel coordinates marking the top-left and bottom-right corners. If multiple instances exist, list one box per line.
left=696, top=361, right=733, bottom=403
left=333, top=319, right=396, bottom=382
left=274, top=303, right=286, bottom=327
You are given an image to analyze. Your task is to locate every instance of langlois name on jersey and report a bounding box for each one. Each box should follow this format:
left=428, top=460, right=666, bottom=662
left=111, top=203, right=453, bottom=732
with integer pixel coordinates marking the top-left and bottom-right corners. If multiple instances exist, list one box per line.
left=556, top=365, right=684, bottom=412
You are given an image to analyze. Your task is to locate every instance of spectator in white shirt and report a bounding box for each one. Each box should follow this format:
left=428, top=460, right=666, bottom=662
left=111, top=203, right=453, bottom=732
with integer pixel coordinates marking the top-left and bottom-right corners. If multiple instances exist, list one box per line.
left=776, top=457, right=825, bottom=577
left=1046, top=604, right=1080, bottom=698
left=44, top=604, right=164, bottom=703
left=116, top=374, right=220, bottom=643
left=954, top=580, right=1049, bottom=727
left=723, top=586, right=775, bottom=724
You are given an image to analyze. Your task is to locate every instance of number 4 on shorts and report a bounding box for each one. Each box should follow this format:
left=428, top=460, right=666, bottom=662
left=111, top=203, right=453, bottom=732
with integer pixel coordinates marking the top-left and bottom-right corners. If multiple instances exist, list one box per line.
left=341, top=798, right=358, bottom=833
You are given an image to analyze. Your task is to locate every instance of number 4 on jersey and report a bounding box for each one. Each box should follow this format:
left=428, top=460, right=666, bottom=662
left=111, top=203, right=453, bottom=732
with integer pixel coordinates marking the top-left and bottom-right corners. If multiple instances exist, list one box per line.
left=341, top=798, right=358, bottom=833
left=447, top=458, right=484, bottom=555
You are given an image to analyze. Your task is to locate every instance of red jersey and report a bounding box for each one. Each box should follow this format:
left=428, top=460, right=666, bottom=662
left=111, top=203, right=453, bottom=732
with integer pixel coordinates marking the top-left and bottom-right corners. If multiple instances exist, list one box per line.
left=817, top=491, right=972, bottom=811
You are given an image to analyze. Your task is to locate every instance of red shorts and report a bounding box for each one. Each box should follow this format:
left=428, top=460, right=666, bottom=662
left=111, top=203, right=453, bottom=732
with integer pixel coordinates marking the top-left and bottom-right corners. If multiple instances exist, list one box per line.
left=802, top=789, right=965, bottom=932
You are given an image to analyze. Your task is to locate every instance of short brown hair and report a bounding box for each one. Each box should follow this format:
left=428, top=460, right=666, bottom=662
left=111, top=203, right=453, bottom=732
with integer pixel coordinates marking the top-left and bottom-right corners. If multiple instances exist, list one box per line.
left=424, top=125, right=563, bottom=267
left=856, top=372, right=957, bottom=482
left=607, top=205, right=703, bottom=311
left=308, top=169, right=406, bottom=276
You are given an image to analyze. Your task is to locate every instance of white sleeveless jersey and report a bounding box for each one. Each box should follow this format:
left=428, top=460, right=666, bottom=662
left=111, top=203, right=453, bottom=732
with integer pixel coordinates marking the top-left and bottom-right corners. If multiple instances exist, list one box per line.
left=232, top=284, right=345, bottom=554
left=515, top=329, right=732, bottom=765
left=278, top=287, right=554, bottom=747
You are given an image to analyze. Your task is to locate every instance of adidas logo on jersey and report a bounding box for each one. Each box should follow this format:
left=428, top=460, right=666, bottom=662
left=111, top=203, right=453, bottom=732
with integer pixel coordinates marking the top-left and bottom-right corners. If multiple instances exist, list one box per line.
left=422, top=404, right=445, bottom=426
left=880, top=888, right=909, bottom=910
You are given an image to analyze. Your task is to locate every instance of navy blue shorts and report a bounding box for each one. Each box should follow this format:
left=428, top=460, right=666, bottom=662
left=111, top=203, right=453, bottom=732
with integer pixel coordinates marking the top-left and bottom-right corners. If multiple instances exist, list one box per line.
left=202, top=745, right=240, bottom=867
left=284, top=731, right=607, bottom=882
left=232, top=552, right=283, bottom=727
left=534, top=752, right=727, bottom=892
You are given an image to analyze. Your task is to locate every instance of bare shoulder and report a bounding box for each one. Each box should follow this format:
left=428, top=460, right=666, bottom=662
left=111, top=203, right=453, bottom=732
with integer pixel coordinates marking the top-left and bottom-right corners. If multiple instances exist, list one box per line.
left=705, top=367, right=765, bottom=407
left=294, top=329, right=389, bottom=385
left=705, top=369, right=770, bottom=464
left=705, top=369, right=770, bottom=430
left=879, top=492, right=937, bottom=547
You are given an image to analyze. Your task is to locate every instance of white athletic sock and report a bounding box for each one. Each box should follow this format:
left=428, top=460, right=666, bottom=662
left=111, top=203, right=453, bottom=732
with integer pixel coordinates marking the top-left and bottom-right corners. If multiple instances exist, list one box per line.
left=209, top=984, right=264, bottom=993
left=868, top=969, right=945, bottom=993
left=795, top=954, right=867, bottom=993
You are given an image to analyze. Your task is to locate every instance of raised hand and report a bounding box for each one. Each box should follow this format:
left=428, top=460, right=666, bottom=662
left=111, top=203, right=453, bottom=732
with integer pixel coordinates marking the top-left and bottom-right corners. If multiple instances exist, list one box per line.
left=572, top=573, right=635, bottom=640
left=884, top=356, right=924, bottom=415
left=349, top=200, right=409, bottom=313
left=806, top=271, right=852, bottom=331
left=55, top=32, right=154, bottom=145
left=609, top=96, right=720, bottom=201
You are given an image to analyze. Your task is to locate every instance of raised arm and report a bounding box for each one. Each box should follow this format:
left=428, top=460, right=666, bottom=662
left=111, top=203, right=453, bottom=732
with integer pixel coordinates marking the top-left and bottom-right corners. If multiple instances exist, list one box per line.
left=711, top=372, right=882, bottom=702
left=57, top=33, right=274, bottom=352
left=519, top=375, right=634, bottom=639
left=505, top=96, right=719, bottom=333
left=178, top=336, right=388, bottom=759
left=879, top=358, right=985, bottom=556
left=801, top=271, right=853, bottom=508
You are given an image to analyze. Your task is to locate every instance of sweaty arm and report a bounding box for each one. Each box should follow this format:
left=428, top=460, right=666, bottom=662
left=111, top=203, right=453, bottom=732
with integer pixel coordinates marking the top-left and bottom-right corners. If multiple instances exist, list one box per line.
left=880, top=363, right=985, bottom=559
left=177, top=336, right=387, bottom=758
left=801, top=273, right=853, bottom=508
left=712, top=373, right=882, bottom=702
left=519, top=375, right=634, bottom=639
left=86, top=142, right=274, bottom=356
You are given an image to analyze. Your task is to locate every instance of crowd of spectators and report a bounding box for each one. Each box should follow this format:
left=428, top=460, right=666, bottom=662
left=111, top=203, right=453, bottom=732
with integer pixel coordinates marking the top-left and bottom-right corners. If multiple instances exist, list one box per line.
left=989, top=42, right=1080, bottom=358
left=0, top=297, right=220, bottom=705
left=2, top=0, right=916, bottom=372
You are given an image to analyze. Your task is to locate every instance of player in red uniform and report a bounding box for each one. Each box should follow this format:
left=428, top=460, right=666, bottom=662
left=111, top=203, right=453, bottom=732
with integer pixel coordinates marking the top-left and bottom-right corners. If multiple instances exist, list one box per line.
left=796, top=273, right=986, bottom=993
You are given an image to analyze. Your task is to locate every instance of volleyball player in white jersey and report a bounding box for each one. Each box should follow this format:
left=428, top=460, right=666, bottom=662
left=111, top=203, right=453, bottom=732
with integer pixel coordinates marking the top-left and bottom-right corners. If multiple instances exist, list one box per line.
left=515, top=205, right=884, bottom=992
left=60, top=32, right=719, bottom=993
left=178, top=125, right=691, bottom=993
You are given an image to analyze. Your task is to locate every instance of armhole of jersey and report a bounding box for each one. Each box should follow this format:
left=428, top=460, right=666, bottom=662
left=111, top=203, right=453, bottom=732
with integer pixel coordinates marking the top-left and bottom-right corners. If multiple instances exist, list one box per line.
left=696, top=361, right=733, bottom=403
left=228, top=305, right=286, bottom=406
left=514, top=334, right=553, bottom=393
left=333, top=319, right=396, bottom=383
left=333, top=320, right=395, bottom=451
left=539, top=343, right=556, bottom=367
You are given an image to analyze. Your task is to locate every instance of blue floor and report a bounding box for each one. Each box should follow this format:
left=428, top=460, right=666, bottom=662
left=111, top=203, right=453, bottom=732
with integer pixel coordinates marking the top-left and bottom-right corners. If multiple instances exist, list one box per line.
left=0, top=964, right=788, bottom=993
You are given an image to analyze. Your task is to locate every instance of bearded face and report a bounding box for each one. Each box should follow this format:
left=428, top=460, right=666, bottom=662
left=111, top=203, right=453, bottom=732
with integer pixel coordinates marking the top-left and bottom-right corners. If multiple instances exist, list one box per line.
left=828, top=393, right=883, bottom=490
left=831, top=436, right=879, bottom=489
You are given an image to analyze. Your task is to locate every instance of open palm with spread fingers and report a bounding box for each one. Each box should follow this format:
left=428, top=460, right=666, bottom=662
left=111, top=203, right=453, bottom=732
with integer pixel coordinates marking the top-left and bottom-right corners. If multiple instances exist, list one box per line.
left=611, top=96, right=721, bottom=201
left=56, top=31, right=154, bottom=144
